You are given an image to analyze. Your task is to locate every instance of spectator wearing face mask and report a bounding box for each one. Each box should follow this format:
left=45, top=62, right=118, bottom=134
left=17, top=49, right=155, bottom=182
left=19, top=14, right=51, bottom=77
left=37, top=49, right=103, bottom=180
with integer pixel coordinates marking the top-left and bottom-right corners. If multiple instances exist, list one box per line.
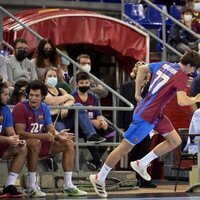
left=168, top=8, right=198, bottom=61
left=69, top=54, right=108, bottom=99
left=56, top=52, right=73, bottom=94
left=32, top=38, right=60, bottom=80
left=188, top=0, right=200, bottom=33
left=6, top=38, right=38, bottom=86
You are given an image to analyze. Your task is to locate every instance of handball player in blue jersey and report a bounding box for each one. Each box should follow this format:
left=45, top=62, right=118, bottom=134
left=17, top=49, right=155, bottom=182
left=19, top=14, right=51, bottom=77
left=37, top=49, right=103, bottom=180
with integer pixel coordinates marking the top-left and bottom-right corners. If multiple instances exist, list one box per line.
left=90, top=51, right=200, bottom=198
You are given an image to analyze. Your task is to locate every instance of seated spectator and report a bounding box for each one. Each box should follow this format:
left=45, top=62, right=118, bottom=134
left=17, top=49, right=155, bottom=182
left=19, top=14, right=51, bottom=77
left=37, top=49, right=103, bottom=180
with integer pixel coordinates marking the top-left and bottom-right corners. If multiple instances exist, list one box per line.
left=12, top=80, right=87, bottom=198
left=184, top=108, right=200, bottom=154
left=168, top=8, right=198, bottom=61
left=56, top=52, right=72, bottom=94
left=70, top=54, right=108, bottom=98
left=0, top=82, right=27, bottom=198
left=6, top=38, right=38, bottom=86
left=0, top=54, right=8, bottom=83
left=72, top=71, right=115, bottom=170
left=32, top=38, right=60, bottom=80
left=43, top=68, right=105, bottom=144
left=188, top=0, right=200, bottom=33
left=9, top=80, right=28, bottom=105
left=190, top=73, right=200, bottom=111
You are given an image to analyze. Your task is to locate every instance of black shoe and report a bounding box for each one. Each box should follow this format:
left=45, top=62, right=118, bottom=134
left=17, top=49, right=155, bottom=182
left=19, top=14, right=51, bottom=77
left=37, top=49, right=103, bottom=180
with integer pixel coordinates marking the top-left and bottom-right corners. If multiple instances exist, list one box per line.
left=87, top=159, right=102, bottom=171
left=0, top=185, right=24, bottom=198
left=140, top=182, right=157, bottom=188
left=87, top=134, right=106, bottom=144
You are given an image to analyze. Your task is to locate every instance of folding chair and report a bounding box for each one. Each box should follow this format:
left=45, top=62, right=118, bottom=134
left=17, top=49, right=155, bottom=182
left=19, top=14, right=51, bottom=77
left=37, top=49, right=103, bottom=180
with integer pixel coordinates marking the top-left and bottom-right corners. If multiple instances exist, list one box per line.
left=173, top=128, right=197, bottom=192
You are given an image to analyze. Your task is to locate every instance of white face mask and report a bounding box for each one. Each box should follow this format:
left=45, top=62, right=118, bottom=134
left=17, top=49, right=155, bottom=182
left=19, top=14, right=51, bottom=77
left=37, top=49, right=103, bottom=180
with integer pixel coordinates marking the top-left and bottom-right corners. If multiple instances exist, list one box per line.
left=194, top=2, right=200, bottom=12
left=81, top=64, right=91, bottom=72
left=184, top=15, right=193, bottom=22
left=47, top=77, right=58, bottom=87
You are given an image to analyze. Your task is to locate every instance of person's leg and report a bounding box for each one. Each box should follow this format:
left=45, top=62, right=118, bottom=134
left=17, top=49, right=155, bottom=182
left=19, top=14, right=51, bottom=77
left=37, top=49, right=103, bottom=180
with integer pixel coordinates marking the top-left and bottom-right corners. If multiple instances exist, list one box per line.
left=75, top=103, right=105, bottom=143
left=25, top=139, right=47, bottom=198
left=90, top=139, right=133, bottom=198
left=131, top=130, right=181, bottom=182
left=49, top=140, right=87, bottom=196
left=1, top=144, right=27, bottom=198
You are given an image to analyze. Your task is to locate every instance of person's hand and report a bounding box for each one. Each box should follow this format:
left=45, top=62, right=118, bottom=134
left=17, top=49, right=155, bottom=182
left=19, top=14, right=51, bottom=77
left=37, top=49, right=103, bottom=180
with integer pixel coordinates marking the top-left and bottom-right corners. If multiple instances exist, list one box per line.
left=58, top=129, right=74, bottom=141
left=195, top=93, right=200, bottom=102
left=135, top=94, right=143, bottom=104
left=8, top=135, right=20, bottom=147
left=44, top=132, right=55, bottom=142
left=61, top=109, right=68, bottom=119
left=100, top=120, right=108, bottom=130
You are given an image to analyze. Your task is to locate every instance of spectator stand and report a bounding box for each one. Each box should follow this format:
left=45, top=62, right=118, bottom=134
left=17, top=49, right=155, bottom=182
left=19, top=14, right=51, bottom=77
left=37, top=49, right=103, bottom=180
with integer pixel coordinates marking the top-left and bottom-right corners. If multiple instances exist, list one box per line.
left=122, top=0, right=200, bottom=61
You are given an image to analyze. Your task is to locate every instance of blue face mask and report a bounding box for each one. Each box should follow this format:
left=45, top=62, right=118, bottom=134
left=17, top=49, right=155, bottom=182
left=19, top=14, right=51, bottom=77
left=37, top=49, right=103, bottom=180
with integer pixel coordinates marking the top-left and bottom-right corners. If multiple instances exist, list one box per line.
left=194, top=3, right=200, bottom=12
left=47, top=77, right=58, bottom=87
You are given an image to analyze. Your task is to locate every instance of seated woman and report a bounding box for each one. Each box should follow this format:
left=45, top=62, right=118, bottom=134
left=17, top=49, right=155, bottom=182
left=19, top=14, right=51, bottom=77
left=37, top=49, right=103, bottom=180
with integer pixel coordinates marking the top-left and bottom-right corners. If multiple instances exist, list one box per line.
left=43, top=68, right=105, bottom=144
left=9, top=80, right=28, bottom=105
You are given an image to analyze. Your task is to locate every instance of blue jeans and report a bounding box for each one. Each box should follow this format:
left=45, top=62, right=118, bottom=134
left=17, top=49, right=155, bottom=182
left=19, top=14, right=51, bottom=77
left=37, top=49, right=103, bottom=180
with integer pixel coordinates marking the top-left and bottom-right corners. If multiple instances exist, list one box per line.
left=55, top=103, right=96, bottom=139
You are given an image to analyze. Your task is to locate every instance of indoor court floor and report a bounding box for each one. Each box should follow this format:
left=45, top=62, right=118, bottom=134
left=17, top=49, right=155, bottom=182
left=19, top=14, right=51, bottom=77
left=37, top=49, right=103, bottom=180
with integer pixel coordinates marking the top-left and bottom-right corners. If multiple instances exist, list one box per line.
left=8, top=183, right=200, bottom=200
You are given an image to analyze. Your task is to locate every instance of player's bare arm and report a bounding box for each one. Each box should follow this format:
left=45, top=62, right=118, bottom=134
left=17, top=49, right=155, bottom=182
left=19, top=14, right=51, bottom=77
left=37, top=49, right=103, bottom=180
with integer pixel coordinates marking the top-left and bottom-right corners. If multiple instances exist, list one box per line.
left=177, top=91, right=200, bottom=106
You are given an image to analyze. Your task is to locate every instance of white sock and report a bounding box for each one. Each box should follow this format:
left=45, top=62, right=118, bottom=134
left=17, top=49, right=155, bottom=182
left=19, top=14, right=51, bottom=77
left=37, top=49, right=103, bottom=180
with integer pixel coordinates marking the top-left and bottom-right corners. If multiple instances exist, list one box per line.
left=139, top=151, right=158, bottom=168
left=28, top=172, right=37, bottom=190
left=96, top=163, right=112, bottom=183
left=5, top=172, right=18, bottom=187
left=64, top=172, right=75, bottom=189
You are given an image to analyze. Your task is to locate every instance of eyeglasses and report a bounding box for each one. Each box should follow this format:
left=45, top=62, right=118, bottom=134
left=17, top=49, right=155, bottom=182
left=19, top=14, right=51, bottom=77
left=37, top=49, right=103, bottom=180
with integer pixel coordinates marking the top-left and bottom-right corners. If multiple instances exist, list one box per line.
left=80, top=62, right=91, bottom=65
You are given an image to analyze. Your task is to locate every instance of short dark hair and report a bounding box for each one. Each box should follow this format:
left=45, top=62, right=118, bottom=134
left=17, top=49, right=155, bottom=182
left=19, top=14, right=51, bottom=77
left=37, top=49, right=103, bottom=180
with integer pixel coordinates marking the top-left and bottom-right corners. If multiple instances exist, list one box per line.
left=77, top=54, right=91, bottom=63
left=180, top=7, right=192, bottom=15
left=13, top=38, right=28, bottom=49
left=180, top=50, right=200, bottom=68
left=76, top=71, right=90, bottom=83
left=25, top=80, right=48, bottom=98
left=0, top=82, right=8, bottom=94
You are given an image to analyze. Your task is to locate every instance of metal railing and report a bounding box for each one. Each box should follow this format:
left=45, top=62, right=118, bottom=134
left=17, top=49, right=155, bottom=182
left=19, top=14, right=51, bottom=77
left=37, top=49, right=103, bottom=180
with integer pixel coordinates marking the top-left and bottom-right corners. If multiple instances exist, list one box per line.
left=122, top=0, right=200, bottom=60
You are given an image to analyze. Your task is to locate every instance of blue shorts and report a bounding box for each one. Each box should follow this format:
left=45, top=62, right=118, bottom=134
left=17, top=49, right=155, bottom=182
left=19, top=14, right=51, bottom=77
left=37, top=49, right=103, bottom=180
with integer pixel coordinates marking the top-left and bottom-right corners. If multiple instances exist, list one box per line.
left=123, top=114, right=154, bottom=145
left=123, top=114, right=174, bottom=145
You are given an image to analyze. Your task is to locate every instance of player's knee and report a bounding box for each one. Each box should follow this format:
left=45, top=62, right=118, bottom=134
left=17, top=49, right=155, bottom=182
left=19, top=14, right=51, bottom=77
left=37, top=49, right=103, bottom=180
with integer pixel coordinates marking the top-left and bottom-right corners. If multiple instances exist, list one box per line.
left=26, top=139, right=41, bottom=152
left=170, top=136, right=181, bottom=148
left=64, top=140, right=74, bottom=153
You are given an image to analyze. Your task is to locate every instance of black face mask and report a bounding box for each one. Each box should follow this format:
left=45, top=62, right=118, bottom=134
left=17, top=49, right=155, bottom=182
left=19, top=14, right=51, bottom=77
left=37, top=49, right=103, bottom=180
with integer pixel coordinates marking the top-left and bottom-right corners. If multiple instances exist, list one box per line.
left=43, top=50, right=52, bottom=59
left=79, top=86, right=90, bottom=93
left=15, top=49, right=28, bottom=62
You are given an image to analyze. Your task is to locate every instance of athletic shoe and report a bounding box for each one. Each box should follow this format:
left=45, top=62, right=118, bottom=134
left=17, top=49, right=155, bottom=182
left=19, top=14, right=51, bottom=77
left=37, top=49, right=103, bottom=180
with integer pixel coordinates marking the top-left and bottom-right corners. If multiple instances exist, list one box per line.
left=0, top=185, right=24, bottom=198
left=130, top=160, right=151, bottom=181
left=28, top=186, right=46, bottom=198
left=62, top=187, right=87, bottom=196
left=87, top=134, right=106, bottom=144
left=89, top=174, right=107, bottom=198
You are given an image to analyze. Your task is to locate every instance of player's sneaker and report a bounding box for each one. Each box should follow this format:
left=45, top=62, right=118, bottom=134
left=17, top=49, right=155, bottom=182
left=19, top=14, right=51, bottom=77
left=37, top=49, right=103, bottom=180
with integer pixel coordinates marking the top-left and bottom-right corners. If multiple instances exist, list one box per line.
left=28, top=186, right=46, bottom=198
left=62, top=187, right=87, bottom=196
left=0, top=185, right=24, bottom=198
left=130, top=160, right=151, bottom=181
left=89, top=174, right=107, bottom=198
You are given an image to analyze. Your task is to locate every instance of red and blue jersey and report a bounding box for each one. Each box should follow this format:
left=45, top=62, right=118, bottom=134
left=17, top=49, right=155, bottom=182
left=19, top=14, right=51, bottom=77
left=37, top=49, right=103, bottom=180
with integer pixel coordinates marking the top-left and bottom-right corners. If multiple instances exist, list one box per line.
left=12, top=101, right=52, bottom=133
left=72, top=91, right=101, bottom=119
left=0, top=106, right=13, bottom=134
left=135, top=61, right=188, bottom=125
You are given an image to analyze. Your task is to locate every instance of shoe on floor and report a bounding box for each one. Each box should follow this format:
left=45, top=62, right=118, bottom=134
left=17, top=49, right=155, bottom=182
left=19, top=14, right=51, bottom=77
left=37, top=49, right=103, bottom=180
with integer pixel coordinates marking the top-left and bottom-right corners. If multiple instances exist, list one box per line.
left=87, top=159, right=102, bottom=171
left=62, top=187, right=87, bottom=196
left=28, top=186, right=46, bottom=198
left=89, top=174, right=107, bottom=198
left=130, top=160, right=151, bottom=181
left=0, top=185, right=24, bottom=198
left=87, top=134, right=106, bottom=144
